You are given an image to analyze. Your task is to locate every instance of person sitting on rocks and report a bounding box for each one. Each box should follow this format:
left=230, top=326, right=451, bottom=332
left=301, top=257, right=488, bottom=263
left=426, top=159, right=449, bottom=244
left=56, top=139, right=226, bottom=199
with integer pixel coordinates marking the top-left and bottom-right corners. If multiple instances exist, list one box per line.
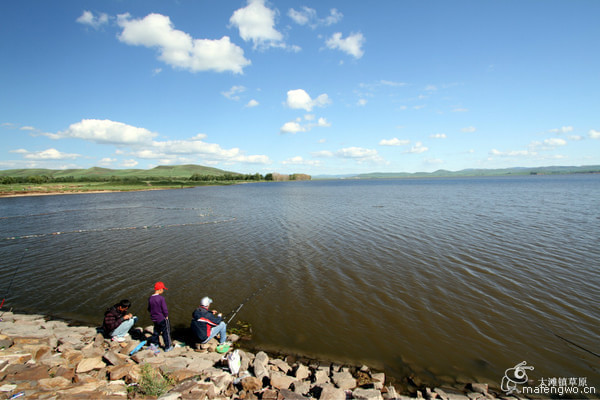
left=190, top=296, right=228, bottom=346
left=102, top=299, right=137, bottom=342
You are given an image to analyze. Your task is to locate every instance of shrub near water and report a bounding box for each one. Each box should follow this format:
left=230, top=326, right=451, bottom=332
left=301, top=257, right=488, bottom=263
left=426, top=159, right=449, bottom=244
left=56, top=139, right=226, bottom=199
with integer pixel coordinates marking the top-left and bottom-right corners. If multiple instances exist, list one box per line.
left=133, top=363, right=174, bottom=397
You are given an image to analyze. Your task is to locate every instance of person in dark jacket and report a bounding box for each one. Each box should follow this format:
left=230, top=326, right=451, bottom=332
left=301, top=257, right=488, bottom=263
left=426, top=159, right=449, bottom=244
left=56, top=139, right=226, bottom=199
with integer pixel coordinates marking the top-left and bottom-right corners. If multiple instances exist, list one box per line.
left=190, top=296, right=228, bottom=344
left=102, top=299, right=137, bottom=342
left=148, top=281, right=173, bottom=352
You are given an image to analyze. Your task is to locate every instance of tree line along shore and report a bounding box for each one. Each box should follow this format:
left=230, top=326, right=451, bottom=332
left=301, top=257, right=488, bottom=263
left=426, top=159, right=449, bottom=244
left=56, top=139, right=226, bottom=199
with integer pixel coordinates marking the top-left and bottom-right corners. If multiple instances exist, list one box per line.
left=0, top=173, right=312, bottom=197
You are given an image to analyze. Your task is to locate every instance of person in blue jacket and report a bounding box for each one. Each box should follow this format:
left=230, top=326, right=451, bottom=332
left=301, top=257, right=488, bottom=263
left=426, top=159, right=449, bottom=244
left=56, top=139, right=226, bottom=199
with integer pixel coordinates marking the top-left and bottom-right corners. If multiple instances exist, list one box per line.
left=191, top=296, right=228, bottom=345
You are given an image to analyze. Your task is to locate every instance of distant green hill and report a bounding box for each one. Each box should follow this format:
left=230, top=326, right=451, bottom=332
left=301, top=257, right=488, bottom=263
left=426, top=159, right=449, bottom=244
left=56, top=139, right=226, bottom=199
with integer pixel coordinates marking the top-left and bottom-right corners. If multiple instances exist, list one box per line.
left=315, top=165, right=600, bottom=179
left=0, top=164, right=239, bottom=179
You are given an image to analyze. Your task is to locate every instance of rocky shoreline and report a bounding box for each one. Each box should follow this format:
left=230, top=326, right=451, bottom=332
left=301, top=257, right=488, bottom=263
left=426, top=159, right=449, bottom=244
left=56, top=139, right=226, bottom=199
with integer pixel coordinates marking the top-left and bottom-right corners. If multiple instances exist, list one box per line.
left=0, top=312, right=514, bottom=400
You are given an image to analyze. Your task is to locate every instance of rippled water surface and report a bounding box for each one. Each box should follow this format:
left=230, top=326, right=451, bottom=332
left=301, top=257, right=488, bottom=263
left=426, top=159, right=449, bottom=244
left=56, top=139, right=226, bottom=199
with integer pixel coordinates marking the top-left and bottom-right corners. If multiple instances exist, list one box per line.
left=1, top=175, right=599, bottom=388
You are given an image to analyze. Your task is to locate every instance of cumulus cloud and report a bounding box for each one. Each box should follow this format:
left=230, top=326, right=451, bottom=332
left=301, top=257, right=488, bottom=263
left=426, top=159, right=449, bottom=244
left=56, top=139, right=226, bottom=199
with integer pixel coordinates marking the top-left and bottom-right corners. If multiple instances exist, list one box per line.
left=312, top=150, right=334, bottom=157
left=12, top=148, right=81, bottom=160
left=245, top=99, right=260, bottom=108
left=280, top=121, right=306, bottom=134
left=490, top=149, right=532, bottom=157
left=336, top=147, right=383, bottom=163
left=49, top=119, right=157, bottom=145
left=549, top=126, right=573, bottom=134
left=99, top=158, right=117, bottom=166
left=543, top=138, right=567, bottom=146
left=280, top=116, right=331, bottom=134
left=76, top=10, right=109, bottom=29
left=407, top=142, right=428, bottom=154
left=379, top=138, right=410, bottom=146
left=230, top=0, right=283, bottom=50
left=589, top=129, right=600, bottom=139
left=357, top=99, right=367, bottom=106
left=288, top=7, right=342, bottom=28
left=282, top=156, right=321, bottom=166
left=286, top=89, right=331, bottom=111
left=122, top=159, right=139, bottom=168
left=317, top=117, right=331, bottom=127
left=326, top=32, right=365, bottom=59
left=117, top=13, right=250, bottom=74
left=222, top=85, right=246, bottom=100
left=47, top=119, right=270, bottom=167
left=137, top=137, right=270, bottom=164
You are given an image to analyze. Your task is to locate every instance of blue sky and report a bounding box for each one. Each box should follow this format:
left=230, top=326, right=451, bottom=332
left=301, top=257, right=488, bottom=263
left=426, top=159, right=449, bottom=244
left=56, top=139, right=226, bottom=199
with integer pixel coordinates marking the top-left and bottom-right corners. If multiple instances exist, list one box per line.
left=1, top=0, right=599, bottom=175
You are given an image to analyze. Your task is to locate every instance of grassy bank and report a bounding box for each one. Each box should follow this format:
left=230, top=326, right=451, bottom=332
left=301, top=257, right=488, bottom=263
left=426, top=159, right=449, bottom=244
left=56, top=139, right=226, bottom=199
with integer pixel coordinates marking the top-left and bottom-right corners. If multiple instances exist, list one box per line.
left=0, top=180, right=239, bottom=197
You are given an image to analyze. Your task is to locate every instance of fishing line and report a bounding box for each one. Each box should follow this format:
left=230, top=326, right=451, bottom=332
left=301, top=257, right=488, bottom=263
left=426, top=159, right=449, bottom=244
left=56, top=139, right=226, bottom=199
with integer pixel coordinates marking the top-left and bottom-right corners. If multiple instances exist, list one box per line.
left=1, top=248, right=28, bottom=311
left=538, top=322, right=600, bottom=359
left=226, top=280, right=272, bottom=325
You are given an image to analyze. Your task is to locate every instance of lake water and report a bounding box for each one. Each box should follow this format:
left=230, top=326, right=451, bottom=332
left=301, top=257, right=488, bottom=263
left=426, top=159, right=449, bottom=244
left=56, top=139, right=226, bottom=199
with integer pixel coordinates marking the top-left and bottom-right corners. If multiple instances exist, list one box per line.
left=1, top=175, right=598, bottom=391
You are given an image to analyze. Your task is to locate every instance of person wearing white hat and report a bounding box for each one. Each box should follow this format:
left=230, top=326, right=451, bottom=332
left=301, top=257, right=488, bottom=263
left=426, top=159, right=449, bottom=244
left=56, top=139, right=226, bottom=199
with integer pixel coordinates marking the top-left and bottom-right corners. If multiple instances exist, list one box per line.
left=190, top=296, right=228, bottom=345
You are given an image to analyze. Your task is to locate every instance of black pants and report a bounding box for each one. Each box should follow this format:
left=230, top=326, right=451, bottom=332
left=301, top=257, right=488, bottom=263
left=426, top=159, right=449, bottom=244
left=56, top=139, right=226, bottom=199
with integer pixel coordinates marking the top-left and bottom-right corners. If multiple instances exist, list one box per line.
left=150, top=318, right=172, bottom=349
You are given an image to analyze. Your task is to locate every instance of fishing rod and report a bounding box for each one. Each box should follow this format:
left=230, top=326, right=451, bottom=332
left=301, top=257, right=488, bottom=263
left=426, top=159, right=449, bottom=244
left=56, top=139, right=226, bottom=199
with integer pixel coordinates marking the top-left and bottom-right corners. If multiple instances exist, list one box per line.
left=546, top=327, right=600, bottom=359
left=1, top=248, right=28, bottom=311
left=225, top=280, right=272, bottom=325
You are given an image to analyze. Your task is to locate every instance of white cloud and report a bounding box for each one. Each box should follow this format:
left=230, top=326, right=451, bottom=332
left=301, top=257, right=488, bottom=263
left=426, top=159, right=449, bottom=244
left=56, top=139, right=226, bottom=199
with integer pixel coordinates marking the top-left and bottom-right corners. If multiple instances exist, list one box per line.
left=549, top=126, right=573, bottom=134
left=357, top=99, right=367, bottom=106
left=425, top=158, right=444, bottom=165
left=50, top=119, right=157, bottom=145
left=325, top=32, right=365, bottom=59
left=282, top=156, right=321, bottom=166
left=379, top=138, right=410, bottom=146
left=122, top=159, right=139, bottom=168
left=569, top=135, right=583, bottom=141
left=132, top=137, right=271, bottom=165
left=117, top=13, right=250, bottom=74
left=336, top=147, right=382, bottom=162
left=317, top=117, right=331, bottom=127
left=230, top=0, right=283, bottom=50
left=543, top=138, right=567, bottom=146
left=245, top=99, right=260, bottom=108
left=286, top=89, right=331, bottom=111
left=280, top=116, right=331, bottom=133
left=461, top=126, right=477, bottom=133
left=407, top=142, right=428, bottom=154
left=452, top=108, right=468, bottom=112
left=589, top=129, right=600, bottom=139
left=15, top=148, right=81, bottom=160
left=280, top=121, right=306, bottom=134
left=47, top=119, right=270, bottom=167
left=490, top=149, right=532, bottom=157
left=76, top=10, right=109, bottom=29
left=425, top=85, right=437, bottom=91
left=99, top=158, right=117, bottom=166
left=312, top=150, right=333, bottom=157
left=288, top=7, right=342, bottom=28
left=222, top=85, right=246, bottom=100
left=430, top=133, right=447, bottom=139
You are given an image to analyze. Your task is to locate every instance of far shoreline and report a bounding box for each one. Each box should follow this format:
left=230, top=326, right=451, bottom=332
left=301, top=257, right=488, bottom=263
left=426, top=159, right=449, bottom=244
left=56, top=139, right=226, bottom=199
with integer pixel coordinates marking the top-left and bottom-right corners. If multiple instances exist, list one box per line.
left=0, top=187, right=181, bottom=198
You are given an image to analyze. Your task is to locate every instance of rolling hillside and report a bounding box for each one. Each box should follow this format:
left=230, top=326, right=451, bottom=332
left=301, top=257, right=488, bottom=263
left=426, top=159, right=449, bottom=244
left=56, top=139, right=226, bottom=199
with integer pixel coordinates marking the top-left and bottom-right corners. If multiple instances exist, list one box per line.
left=0, top=165, right=240, bottom=179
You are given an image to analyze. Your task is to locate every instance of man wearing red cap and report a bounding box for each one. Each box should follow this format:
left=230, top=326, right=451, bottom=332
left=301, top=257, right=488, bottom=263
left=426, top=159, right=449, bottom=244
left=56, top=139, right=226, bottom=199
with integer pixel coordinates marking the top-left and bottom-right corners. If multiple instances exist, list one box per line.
left=147, top=281, right=173, bottom=352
